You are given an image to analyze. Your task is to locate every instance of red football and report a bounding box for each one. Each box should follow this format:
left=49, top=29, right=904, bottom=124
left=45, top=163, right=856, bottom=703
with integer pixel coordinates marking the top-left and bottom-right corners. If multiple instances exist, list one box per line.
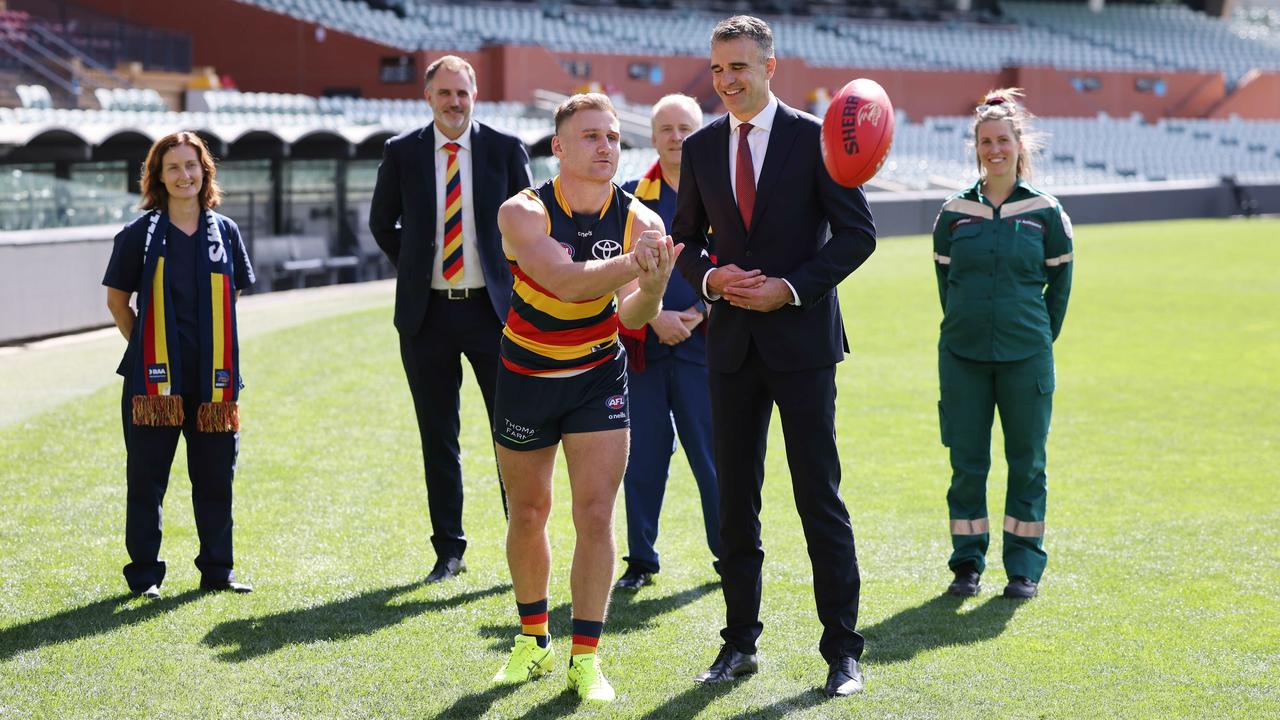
left=820, top=78, right=895, bottom=188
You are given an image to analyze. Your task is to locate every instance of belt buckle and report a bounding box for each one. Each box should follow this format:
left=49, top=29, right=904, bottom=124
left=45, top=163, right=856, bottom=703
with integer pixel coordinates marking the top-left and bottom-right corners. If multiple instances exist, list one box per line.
left=447, top=287, right=468, bottom=300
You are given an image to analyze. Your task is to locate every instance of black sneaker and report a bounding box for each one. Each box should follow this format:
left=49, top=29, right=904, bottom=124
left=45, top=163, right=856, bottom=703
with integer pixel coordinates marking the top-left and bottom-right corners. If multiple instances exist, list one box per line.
left=946, top=564, right=980, bottom=597
left=614, top=566, right=654, bottom=591
left=1003, top=576, right=1038, bottom=599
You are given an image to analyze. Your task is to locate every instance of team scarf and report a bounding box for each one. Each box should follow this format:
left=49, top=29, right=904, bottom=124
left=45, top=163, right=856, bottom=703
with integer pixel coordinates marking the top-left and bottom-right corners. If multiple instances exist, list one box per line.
left=617, top=161, right=666, bottom=372
left=129, top=209, right=241, bottom=432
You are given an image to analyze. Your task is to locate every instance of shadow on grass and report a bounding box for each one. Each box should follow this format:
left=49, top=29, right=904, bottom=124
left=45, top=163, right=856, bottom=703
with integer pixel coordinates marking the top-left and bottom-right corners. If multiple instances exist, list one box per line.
left=637, top=679, right=737, bottom=720
left=505, top=689, right=583, bottom=720
left=0, top=590, right=201, bottom=661
left=202, top=581, right=510, bottom=662
left=722, top=688, right=827, bottom=720
left=861, top=593, right=1021, bottom=665
left=476, top=581, right=718, bottom=650
left=431, top=681, right=523, bottom=719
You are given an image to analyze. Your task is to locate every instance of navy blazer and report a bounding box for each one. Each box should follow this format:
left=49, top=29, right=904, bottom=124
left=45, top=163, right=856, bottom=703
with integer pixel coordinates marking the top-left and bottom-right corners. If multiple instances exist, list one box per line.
left=369, top=120, right=532, bottom=334
left=672, top=100, right=877, bottom=374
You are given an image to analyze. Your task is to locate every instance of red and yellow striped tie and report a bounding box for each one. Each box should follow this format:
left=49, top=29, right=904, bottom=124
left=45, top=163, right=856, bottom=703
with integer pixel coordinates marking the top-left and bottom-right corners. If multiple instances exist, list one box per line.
left=441, top=142, right=464, bottom=284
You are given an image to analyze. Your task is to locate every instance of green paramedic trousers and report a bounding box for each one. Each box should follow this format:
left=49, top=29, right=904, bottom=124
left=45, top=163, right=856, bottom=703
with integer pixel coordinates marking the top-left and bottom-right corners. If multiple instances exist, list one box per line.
left=939, top=346, right=1054, bottom=582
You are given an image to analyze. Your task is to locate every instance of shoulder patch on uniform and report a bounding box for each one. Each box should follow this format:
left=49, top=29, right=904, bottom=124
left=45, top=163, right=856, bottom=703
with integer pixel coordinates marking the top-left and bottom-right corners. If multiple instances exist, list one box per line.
left=941, top=198, right=994, bottom=220
left=1001, top=196, right=1055, bottom=218
left=1060, top=209, right=1074, bottom=240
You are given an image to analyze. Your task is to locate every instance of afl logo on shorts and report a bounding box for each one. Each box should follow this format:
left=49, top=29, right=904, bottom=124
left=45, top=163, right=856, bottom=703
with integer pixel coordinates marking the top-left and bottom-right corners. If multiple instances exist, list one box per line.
left=559, top=241, right=575, bottom=258
left=605, top=395, right=626, bottom=410
left=591, top=238, right=621, bottom=260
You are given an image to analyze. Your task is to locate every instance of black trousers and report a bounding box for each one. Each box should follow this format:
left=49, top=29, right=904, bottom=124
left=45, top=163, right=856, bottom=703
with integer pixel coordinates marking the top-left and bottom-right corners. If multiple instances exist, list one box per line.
left=399, top=293, right=504, bottom=561
left=709, top=346, right=863, bottom=663
left=120, top=384, right=238, bottom=592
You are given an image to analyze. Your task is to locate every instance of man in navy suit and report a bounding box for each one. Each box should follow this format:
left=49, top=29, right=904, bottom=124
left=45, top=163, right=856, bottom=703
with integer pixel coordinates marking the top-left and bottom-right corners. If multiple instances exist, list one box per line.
left=369, top=55, right=532, bottom=583
left=672, top=17, right=877, bottom=696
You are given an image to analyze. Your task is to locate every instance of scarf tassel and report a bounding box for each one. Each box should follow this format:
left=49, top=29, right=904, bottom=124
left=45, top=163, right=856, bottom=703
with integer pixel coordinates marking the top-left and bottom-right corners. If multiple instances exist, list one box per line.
left=132, top=395, right=184, bottom=427
left=197, top=401, right=240, bottom=433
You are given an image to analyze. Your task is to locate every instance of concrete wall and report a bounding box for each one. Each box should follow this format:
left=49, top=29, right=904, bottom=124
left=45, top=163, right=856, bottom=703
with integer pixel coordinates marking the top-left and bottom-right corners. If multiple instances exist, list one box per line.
left=1208, top=71, right=1280, bottom=119
left=0, top=225, right=117, bottom=343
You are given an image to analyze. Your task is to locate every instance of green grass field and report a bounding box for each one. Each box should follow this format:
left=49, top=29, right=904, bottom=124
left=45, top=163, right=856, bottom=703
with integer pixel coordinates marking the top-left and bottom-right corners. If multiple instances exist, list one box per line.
left=1, top=219, right=1277, bottom=719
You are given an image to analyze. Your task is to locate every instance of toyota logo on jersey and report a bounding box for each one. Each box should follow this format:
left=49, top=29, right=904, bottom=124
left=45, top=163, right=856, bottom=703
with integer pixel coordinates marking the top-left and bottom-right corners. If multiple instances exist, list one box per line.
left=591, top=238, right=621, bottom=259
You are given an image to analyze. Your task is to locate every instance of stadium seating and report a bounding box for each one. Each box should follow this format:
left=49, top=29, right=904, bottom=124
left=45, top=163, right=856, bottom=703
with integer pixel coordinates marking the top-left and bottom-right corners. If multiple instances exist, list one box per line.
left=883, top=113, right=1280, bottom=190
left=229, top=0, right=1280, bottom=81
left=15, top=84, right=53, bottom=109
left=1, top=90, right=554, bottom=147
left=0, top=165, right=137, bottom=231
left=1003, top=1, right=1280, bottom=85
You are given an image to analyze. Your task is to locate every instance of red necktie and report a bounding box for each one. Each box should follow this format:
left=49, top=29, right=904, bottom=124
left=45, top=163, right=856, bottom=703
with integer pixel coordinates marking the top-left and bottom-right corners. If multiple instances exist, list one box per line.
left=735, top=122, right=755, bottom=231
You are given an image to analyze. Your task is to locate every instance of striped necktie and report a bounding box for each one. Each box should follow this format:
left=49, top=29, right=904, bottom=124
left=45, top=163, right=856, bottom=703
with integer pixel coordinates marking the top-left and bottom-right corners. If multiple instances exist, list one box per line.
left=442, top=142, right=464, bottom=284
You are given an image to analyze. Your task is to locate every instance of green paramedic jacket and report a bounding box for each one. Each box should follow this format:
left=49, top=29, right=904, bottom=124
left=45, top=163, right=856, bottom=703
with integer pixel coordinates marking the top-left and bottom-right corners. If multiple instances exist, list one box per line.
left=933, top=179, right=1074, bottom=362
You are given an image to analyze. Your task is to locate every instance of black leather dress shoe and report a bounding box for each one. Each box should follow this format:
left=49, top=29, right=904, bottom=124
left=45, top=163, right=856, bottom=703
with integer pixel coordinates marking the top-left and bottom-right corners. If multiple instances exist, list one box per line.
left=1003, top=576, right=1038, bottom=599
left=694, top=644, right=758, bottom=683
left=947, top=566, right=981, bottom=597
left=614, top=566, right=654, bottom=591
left=425, top=557, right=467, bottom=584
left=200, top=577, right=253, bottom=593
left=134, top=584, right=161, bottom=599
left=825, top=656, right=864, bottom=697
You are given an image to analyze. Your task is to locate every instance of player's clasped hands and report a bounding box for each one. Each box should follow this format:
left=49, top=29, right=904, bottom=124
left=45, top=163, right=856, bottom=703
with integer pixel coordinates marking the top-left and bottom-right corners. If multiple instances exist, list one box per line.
left=634, top=230, right=684, bottom=295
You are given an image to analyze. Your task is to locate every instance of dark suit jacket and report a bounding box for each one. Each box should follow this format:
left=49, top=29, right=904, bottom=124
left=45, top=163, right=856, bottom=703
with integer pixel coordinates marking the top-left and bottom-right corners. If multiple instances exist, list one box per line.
left=369, top=120, right=532, bottom=335
left=673, top=100, right=877, bottom=373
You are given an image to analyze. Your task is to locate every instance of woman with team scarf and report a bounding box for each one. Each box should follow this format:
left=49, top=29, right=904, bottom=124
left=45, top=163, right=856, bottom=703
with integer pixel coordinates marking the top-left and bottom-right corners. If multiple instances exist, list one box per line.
left=104, top=131, right=255, bottom=599
left=932, top=90, right=1073, bottom=600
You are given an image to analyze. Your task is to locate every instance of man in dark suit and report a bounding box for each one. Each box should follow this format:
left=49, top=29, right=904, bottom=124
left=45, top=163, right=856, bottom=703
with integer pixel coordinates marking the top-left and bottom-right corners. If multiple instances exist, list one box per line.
left=369, top=55, right=533, bottom=583
left=672, top=16, right=877, bottom=697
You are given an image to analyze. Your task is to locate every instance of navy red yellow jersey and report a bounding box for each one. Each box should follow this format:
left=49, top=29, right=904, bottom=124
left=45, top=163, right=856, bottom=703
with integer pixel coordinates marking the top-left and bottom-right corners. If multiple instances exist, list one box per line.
left=932, top=178, right=1073, bottom=362
left=501, top=175, right=640, bottom=377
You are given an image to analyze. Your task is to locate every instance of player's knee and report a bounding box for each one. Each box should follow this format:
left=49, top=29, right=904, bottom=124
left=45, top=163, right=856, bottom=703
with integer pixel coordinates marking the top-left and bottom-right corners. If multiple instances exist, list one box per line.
left=571, top=497, right=615, bottom=537
left=509, top=495, right=552, bottom=528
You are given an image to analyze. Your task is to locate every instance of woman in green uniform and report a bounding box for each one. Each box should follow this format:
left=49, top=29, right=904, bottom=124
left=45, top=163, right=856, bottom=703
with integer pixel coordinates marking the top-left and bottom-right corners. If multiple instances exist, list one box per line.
left=932, top=89, right=1073, bottom=599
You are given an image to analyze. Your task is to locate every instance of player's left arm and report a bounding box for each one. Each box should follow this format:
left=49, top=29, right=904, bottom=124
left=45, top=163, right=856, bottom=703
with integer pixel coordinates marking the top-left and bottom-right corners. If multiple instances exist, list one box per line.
left=618, top=204, right=682, bottom=329
left=1044, top=203, right=1074, bottom=341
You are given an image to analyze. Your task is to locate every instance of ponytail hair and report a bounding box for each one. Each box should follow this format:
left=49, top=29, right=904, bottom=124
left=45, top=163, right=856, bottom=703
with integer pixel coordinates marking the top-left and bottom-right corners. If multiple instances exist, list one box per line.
left=972, top=88, right=1045, bottom=181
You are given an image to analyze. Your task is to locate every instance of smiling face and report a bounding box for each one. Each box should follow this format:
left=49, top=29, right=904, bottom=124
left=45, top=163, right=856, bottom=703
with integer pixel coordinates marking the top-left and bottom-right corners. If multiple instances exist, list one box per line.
left=710, top=36, right=775, bottom=121
left=425, top=67, right=475, bottom=139
left=552, top=108, right=620, bottom=184
left=976, top=119, right=1022, bottom=181
left=651, top=101, right=700, bottom=169
left=161, top=144, right=202, bottom=203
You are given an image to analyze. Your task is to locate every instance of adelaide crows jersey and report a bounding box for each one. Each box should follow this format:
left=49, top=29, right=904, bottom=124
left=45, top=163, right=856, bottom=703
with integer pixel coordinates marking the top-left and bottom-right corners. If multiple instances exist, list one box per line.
left=501, top=175, right=640, bottom=377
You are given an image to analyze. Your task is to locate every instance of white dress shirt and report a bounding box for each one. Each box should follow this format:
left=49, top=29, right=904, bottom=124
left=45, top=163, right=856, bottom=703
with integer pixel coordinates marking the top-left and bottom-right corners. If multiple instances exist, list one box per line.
left=704, top=94, right=799, bottom=305
left=431, top=123, right=484, bottom=290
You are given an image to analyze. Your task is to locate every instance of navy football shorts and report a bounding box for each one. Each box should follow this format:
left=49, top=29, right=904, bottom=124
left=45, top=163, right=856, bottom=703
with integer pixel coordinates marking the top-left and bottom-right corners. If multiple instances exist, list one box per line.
left=493, top=349, right=630, bottom=451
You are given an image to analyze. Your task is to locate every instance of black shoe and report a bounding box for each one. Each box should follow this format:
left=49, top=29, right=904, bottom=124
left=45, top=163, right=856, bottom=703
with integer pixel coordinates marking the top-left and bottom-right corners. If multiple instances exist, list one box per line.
left=824, top=656, right=864, bottom=697
left=425, top=557, right=467, bottom=584
left=693, top=644, right=758, bottom=683
left=1003, top=576, right=1038, bottom=599
left=614, top=566, right=654, bottom=591
left=134, top=584, right=161, bottom=599
left=200, top=577, right=253, bottom=593
left=947, top=565, right=981, bottom=597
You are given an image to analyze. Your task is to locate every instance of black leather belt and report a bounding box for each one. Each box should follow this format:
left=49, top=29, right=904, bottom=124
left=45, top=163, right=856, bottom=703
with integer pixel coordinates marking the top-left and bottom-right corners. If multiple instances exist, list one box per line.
left=432, top=287, right=484, bottom=300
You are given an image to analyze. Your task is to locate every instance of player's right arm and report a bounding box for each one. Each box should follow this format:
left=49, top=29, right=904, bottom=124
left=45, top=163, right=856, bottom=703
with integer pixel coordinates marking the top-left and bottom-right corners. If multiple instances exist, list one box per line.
left=498, top=191, right=646, bottom=303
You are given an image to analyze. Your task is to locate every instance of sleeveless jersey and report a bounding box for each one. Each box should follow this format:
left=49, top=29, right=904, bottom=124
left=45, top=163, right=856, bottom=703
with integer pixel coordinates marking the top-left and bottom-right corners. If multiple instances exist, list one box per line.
left=501, top=175, right=640, bottom=377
